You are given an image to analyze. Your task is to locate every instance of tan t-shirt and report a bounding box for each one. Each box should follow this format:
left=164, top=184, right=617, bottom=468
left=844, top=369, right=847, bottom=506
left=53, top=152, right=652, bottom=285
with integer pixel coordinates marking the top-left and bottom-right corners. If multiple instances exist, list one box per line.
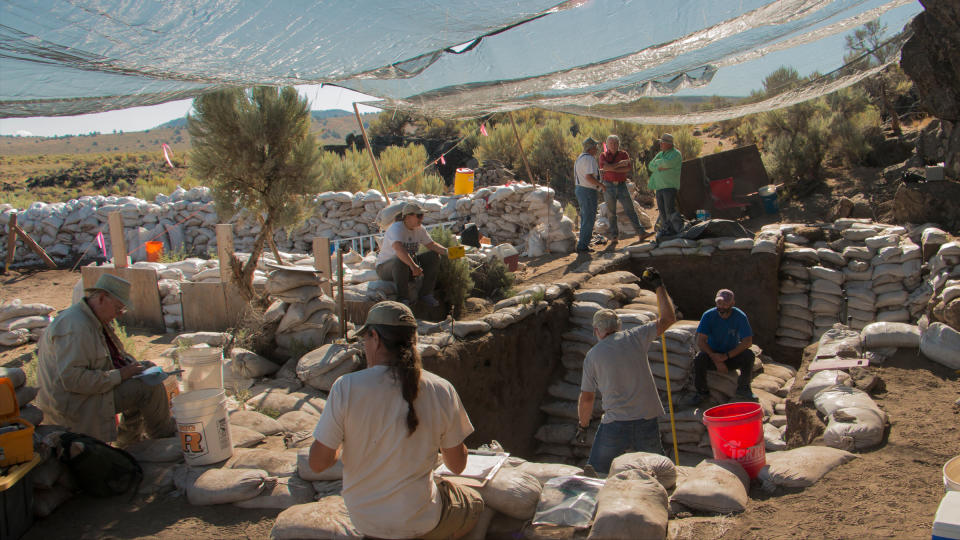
left=313, top=366, right=474, bottom=538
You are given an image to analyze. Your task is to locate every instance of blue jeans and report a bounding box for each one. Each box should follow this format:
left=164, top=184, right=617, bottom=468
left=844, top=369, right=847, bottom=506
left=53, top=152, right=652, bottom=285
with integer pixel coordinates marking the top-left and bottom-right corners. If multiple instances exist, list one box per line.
left=587, top=417, right=664, bottom=474
left=575, top=185, right=599, bottom=251
left=655, top=188, right=683, bottom=238
left=602, top=181, right=645, bottom=236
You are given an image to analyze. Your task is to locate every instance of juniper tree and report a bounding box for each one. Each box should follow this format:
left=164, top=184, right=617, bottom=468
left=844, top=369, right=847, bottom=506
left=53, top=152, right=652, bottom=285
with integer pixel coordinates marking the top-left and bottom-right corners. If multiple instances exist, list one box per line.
left=188, top=86, right=321, bottom=299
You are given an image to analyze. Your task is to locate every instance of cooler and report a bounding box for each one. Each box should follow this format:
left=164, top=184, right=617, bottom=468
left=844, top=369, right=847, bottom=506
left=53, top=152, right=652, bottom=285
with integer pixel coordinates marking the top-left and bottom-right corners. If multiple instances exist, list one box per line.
left=934, top=491, right=960, bottom=540
left=0, top=453, right=41, bottom=540
left=0, top=377, right=34, bottom=467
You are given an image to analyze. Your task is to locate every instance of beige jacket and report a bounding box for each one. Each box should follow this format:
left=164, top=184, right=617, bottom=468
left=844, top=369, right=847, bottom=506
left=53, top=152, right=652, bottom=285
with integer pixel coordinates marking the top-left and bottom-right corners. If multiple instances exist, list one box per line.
left=35, top=299, right=128, bottom=441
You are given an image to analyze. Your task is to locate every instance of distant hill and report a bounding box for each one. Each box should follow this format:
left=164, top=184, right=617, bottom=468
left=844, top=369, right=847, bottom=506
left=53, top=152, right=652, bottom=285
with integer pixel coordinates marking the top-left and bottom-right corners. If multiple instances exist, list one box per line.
left=0, top=109, right=377, bottom=156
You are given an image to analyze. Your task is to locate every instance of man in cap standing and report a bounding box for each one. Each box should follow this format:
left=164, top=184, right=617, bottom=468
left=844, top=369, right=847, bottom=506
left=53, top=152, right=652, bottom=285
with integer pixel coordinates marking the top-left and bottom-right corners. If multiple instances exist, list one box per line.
left=599, top=134, right=650, bottom=241
left=376, top=202, right=448, bottom=307
left=576, top=268, right=677, bottom=474
left=35, top=274, right=175, bottom=444
left=575, top=137, right=605, bottom=253
left=683, top=289, right=756, bottom=407
left=647, top=133, right=683, bottom=240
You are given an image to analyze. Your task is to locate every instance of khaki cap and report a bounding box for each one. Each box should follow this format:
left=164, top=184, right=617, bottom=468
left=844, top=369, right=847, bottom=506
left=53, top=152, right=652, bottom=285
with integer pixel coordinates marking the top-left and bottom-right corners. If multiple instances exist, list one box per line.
left=84, top=274, right=132, bottom=308
left=592, top=308, right=620, bottom=330
left=351, top=300, right=417, bottom=338
left=401, top=202, right=424, bottom=217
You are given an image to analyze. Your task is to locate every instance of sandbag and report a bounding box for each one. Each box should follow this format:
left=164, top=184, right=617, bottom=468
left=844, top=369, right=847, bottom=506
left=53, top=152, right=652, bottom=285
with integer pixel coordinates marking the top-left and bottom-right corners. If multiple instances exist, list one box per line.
left=270, top=497, right=362, bottom=539
left=920, top=323, right=960, bottom=370
left=296, top=449, right=343, bottom=481
left=0, top=315, right=50, bottom=332
left=174, top=331, right=229, bottom=347
left=587, top=470, right=668, bottom=540
left=234, top=476, right=316, bottom=509
left=511, top=461, right=584, bottom=486
left=0, top=300, right=54, bottom=322
left=138, top=462, right=179, bottom=495
left=126, top=437, right=183, bottom=463
left=277, top=297, right=336, bottom=333
left=230, top=409, right=285, bottom=436
left=227, top=448, right=299, bottom=477
left=763, top=423, right=787, bottom=451
left=267, top=270, right=322, bottom=295
left=757, top=447, right=857, bottom=491
left=0, top=329, right=30, bottom=347
left=609, top=451, right=677, bottom=490
left=669, top=459, right=749, bottom=514
left=278, top=410, right=320, bottom=433
left=297, top=344, right=363, bottom=391
left=823, top=407, right=886, bottom=450
left=232, top=425, right=267, bottom=448
left=187, top=468, right=272, bottom=505
left=232, top=348, right=281, bottom=378
left=33, top=485, right=73, bottom=518
left=800, top=370, right=851, bottom=402
left=814, top=386, right=884, bottom=417
left=474, top=467, right=542, bottom=520
left=861, top=322, right=920, bottom=349
left=247, top=390, right=323, bottom=417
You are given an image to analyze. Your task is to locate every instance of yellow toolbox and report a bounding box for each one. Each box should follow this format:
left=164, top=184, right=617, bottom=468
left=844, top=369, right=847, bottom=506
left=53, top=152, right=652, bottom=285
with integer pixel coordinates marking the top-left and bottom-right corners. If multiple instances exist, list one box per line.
left=0, top=377, right=34, bottom=467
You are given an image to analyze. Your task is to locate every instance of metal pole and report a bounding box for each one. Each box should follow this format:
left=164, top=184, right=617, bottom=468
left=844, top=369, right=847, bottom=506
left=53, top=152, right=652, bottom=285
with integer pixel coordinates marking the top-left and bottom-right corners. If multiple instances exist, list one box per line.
left=353, top=103, right=391, bottom=205
left=509, top=111, right=549, bottom=251
left=337, top=244, right=346, bottom=340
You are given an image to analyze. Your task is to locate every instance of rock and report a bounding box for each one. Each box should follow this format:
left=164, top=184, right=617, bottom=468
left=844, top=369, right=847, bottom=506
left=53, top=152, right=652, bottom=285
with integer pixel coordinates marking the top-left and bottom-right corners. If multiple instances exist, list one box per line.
left=848, top=367, right=883, bottom=394
left=893, top=181, right=960, bottom=232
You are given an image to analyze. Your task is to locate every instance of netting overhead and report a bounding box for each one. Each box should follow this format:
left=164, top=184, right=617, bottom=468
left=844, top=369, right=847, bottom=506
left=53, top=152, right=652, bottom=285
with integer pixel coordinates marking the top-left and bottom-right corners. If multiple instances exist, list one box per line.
left=0, top=0, right=922, bottom=122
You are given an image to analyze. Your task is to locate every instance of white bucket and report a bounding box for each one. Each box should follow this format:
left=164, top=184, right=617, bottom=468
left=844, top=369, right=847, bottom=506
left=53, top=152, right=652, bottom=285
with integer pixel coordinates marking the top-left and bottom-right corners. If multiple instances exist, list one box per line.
left=946, top=455, right=960, bottom=491
left=171, top=388, right=233, bottom=466
left=179, top=345, right=223, bottom=392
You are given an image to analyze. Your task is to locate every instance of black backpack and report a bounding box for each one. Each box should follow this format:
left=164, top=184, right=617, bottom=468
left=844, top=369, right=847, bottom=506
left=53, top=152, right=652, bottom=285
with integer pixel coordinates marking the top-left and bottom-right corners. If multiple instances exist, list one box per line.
left=57, top=432, right=143, bottom=498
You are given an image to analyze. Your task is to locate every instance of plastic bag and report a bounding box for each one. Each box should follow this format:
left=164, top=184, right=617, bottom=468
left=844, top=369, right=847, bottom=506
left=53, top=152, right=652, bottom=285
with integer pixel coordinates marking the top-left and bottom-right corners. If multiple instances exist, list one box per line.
left=529, top=475, right=605, bottom=534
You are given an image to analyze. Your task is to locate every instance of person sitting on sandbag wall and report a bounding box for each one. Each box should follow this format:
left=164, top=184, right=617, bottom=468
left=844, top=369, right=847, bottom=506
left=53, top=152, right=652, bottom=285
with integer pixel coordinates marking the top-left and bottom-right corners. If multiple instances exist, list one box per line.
left=35, top=274, right=175, bottom=447
left=308, top=301, right=483, bottom=539
left=376, top=202, right=448, bottom=307
left=682, top=288, right=757, bottom=407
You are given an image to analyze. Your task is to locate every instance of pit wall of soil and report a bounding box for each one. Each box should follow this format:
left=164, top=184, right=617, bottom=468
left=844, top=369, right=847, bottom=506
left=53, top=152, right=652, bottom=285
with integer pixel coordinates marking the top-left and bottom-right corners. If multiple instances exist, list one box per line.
left=423, top=300, right=569, bottom=457
left=628, top=251, right=781, bottom=353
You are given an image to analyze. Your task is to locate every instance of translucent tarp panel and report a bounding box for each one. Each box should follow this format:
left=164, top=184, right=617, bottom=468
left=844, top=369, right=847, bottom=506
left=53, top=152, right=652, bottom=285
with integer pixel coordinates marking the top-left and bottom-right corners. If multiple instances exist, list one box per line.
left=0, top=0, right=923, bottom=121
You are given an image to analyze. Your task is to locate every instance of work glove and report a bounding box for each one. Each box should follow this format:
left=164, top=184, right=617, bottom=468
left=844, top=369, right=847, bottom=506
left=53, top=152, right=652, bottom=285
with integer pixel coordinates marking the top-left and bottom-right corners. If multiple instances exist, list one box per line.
left=574, top=424, right=589, bottom=445
left=641, top=267, right=663, bottom=289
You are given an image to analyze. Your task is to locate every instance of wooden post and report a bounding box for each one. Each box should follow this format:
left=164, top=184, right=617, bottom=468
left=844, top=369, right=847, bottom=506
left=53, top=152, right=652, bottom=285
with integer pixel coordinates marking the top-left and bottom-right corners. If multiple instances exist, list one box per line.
left=336, top=245, right=346, bottom=340
left=216, top=224, right=234, bottom=283
left=509, top=112, right=549, bottom=252
left=108, top=211, right=127, bottom=268
left=313, top=237, right=333, bottom=297
left=4, top=212, right=17, bottom=273
left=353, top=103, right=391, bottom=205
left=11, top=225, right=57, bottom=269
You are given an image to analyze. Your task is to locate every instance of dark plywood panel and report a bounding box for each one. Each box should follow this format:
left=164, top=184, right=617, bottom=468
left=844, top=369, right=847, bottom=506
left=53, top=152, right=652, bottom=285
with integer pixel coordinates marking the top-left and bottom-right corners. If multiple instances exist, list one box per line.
left=81, top=266, right=164, bottom=331
left=677, top=144, right=770, bottom=219
left=181, top=282, right=230, bottom=331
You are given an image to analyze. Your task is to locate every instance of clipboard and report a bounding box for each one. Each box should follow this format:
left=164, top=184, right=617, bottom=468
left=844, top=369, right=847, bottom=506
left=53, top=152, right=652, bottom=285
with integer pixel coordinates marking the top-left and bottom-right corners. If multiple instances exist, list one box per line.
left=434, top=451, right=509, bottom=488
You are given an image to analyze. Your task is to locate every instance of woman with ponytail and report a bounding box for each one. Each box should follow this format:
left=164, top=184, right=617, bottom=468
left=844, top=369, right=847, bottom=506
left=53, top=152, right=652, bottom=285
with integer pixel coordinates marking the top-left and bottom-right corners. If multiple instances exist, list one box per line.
left=309, top=301, right=483, bottom=539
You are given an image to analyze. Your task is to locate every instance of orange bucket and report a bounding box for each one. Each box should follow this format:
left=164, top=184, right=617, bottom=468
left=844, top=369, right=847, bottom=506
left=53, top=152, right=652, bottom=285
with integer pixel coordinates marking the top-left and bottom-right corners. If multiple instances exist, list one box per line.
left=145, top=241, right=164, bottom=262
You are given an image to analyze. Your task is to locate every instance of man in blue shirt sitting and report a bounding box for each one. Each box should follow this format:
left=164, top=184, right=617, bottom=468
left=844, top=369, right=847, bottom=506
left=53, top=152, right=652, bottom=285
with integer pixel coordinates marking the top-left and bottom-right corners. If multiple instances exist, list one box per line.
left=683, top=289, right=756, bottom=407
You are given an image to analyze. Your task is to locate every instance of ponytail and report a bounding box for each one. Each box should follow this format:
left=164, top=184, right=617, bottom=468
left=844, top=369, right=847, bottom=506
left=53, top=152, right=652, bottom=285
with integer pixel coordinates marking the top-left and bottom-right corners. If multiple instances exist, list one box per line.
left=369, top=324, right=421, bottom=435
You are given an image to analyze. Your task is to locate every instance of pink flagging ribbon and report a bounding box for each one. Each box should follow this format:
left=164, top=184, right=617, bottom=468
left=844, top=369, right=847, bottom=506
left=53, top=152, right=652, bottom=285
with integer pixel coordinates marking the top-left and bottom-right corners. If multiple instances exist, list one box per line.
left=480, top=123, right=488, bottom=137
left=95, top=231, right=107, bottom=258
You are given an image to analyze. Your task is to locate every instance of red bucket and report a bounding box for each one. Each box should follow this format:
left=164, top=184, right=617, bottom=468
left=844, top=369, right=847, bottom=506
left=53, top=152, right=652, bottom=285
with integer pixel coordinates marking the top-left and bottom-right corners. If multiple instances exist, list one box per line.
left=702, top=402, right=766, bottom=478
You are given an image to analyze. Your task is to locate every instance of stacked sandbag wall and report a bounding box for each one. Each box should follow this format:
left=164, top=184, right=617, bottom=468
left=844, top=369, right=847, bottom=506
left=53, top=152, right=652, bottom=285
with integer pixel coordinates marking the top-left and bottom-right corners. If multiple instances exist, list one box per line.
left=0, top=183, right=575, bottom=268
left=0, top=300, right=54, bottom=347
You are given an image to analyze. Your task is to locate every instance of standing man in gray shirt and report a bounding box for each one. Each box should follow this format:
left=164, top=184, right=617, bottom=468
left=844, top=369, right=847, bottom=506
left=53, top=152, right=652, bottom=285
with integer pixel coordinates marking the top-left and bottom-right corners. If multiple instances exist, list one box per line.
left=577, top=267, right=676, bottom=474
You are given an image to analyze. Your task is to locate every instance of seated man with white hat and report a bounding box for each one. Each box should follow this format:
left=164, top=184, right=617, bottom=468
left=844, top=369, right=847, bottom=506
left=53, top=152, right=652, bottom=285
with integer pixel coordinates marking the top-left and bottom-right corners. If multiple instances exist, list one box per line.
left=35, top=274, right=175, bottom=445
left=376, top=202, right=449, bottom=307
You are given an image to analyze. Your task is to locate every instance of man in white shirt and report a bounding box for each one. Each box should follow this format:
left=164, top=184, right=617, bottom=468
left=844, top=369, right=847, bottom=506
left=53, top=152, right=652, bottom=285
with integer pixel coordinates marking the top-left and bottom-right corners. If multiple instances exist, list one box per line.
left=376, top=202, right=448, bottom=307
left=575, top=137, right=605, bottom=253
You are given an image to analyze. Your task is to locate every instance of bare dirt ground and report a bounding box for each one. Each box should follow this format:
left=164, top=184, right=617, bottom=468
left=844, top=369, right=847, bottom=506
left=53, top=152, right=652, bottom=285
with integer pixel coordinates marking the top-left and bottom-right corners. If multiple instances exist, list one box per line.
left=4, top=267, right=959, bottom=539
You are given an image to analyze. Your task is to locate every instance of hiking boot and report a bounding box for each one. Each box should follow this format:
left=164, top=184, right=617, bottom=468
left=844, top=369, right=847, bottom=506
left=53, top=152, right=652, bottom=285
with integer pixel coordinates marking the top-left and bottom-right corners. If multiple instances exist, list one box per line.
left=420, top=294, right=440, bottom=308
left=576, top=246, right=595, bottom=253
left=680, top=392, right=707, bottom=408
left=735, top=387, right=758, bottom=401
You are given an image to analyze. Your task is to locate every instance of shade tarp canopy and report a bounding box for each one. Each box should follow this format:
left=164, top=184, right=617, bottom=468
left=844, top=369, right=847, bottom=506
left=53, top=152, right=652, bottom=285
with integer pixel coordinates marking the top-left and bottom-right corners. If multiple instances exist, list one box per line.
left=0, top=0, right=922, bottom=123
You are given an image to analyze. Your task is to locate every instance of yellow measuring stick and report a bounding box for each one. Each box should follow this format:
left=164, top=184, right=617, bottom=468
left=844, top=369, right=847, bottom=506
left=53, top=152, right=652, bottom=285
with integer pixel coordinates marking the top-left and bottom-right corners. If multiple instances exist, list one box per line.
left=660, top=330, right=681, bottom=465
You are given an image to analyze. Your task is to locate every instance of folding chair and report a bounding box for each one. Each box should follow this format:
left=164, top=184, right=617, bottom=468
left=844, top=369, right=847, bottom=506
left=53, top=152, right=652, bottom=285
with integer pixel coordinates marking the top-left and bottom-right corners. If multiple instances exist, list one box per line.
left=709, top=177, right=750, bottom=212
